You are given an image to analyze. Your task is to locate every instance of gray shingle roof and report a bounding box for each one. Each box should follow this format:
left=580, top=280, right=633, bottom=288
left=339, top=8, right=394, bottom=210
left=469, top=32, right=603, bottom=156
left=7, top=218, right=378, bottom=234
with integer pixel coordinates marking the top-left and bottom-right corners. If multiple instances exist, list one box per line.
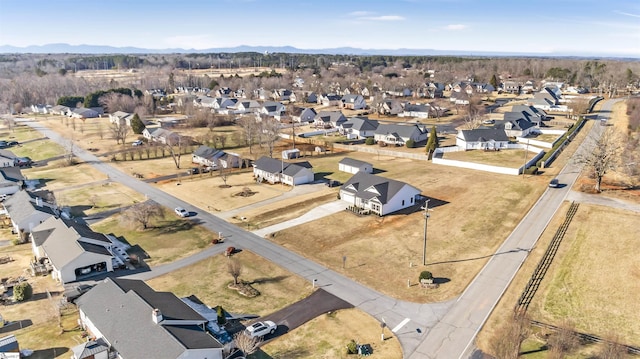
left=374, top=123, right=427, bottom=138
left=71, top=338, right=110, bottom=359
left=342, top=117, right=379, bottom=132
left=340, top=172, right=419, bottom=205
left=315, top=111, right=346, bottom=125
left=193, top=145, right=222, bottom=160
left=76, top=278, right=221, bottom=359
left=339, top=157, right=372, bottom=169
left=254, top=156, right=312, bottom=176
left=459, top=128, right=509, bottom=142
left=3, top=190, right=58, bottom=228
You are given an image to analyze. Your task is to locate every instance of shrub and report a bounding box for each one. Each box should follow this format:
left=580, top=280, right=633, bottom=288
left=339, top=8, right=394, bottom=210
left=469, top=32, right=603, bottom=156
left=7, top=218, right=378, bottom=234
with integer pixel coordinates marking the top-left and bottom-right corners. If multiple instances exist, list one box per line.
left=346, top=339, right=358, bottom=354
left=524, top=166, right=539, bottom=175
left=13, top=282, right=32, bottom=302
left=406, top=139, right=415, bottom=148
left=365, top=137, right=375, bottom=145
left=419, top=271, right=433, bottom=281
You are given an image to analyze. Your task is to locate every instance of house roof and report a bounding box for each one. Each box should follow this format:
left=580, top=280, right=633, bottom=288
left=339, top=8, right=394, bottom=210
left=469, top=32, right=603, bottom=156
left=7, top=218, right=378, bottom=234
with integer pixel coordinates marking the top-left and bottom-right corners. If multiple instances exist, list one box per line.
left=499, top=117, right=535, bottom=131
left=374, top=123, right=427, bottom=139
left=254, top=156, right=312, bottom=176
left=192, top=145, right=222, bottom=160
left=510, top=105, right=547, bottom=120
left=340, top=172, right=419, bottom=205
left=404, top=103, right=431, bottom=113
left=0, top=149, right=18, bottom=160
left=339, top=157, right=372, bottom=169
left=76, top=278, right=221, bottom=359
left=315, top=111, right=346, bottom=125
left=71, top=338, right=109, bottom=359
left=34, top=217, right=113, bottom=270
left=341, top=94, right=362, bottom=103
left=459, top=128, right=509, bottom=142
left=62, top=218, right=111, bottom=243
left=3, top=190, right=57, bottom=228
left=0, top=167, right=24, bottom=182
left=0, top=334, right=18, bottom=352
left=341, top=117, right=378, bottom=132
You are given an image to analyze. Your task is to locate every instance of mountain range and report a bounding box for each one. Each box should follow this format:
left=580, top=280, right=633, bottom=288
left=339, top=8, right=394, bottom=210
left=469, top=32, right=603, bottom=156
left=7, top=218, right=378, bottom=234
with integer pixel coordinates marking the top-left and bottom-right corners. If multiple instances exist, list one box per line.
left=0, top=43, right=636, bottom=59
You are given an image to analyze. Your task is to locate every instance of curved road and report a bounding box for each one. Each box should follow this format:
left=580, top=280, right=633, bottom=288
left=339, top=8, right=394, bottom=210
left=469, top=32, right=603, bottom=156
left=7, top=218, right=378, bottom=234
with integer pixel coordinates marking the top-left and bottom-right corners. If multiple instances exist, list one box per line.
left=20, top=99, right=619, bottom=358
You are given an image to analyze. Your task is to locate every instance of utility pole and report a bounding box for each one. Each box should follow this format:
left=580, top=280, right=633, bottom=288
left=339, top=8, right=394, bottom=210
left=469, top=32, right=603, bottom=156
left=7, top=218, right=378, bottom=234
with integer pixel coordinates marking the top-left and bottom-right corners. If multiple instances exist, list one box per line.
left=522, top=139, right=529, bottom=178
left=422, top=199, right=431, bottom=266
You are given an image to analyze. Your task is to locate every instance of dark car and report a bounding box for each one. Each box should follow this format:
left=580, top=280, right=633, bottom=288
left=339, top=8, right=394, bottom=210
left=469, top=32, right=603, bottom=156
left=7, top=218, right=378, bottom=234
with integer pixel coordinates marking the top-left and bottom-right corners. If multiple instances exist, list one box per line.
left=7, top=141, right=18, bottom=146
left=549, top=178, right=560, bottom=188
left=187, top=167, right=200, bottom=175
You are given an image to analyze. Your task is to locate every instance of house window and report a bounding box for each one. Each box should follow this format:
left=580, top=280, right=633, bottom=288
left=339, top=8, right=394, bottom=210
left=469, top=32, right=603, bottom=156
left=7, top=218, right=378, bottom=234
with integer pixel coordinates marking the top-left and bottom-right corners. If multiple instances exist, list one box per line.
left=402, top=200, right=405, bottom=206
left=411, top=197, right=414, bottom=204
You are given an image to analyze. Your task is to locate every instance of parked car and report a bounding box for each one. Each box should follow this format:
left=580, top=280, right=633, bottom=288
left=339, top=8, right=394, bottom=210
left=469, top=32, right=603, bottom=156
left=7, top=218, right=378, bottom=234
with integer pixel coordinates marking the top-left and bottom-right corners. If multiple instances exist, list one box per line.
left=549, top=178, right=560, bottom=188
left=7, top=141, right=18, bottom=146
left=132, top=140, right=144, bottom=146
left=245, top=321, right=277, bottom=338
left=174, top=207, right=189, bottom=217
left=187, top=167, right=199, bottom=175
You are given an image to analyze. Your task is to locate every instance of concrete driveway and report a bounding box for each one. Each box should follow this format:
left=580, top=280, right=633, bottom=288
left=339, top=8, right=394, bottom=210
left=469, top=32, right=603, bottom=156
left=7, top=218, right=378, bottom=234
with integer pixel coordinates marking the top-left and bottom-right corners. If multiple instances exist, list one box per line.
left=252, top=200, right=345, bottom=237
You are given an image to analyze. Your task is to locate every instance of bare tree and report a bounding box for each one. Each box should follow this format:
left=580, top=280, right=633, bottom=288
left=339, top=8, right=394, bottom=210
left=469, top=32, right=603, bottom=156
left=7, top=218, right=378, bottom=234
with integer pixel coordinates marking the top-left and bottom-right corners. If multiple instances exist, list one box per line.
left=218, top=159, right=230, bottom=186
left=233, top=331, right=262, bottom=357
left=462, top=96, right=485, bottom=130
left=259, top=116, right=281, bottom=158
left=227, top=258, right=242, bottom=285
left=597, top=336, right=629, bottom=359
left=99, top=92, right=138, bottom=113
left=95, top=122, right=105, bottom=139
left=110, top=121, right=130, bottom=145
left=547, top=321, right=580, bottom=359
left=164, top=135, right=189, bottom=169
left=488, top=315, right=530, bottom=359
left=575, top=127, right=621, bottom=192
left=65, top=138, right=76, bottom=166
left=120, top=200, right=164, bottom=230
left=238, top=116, right=258, bottom=154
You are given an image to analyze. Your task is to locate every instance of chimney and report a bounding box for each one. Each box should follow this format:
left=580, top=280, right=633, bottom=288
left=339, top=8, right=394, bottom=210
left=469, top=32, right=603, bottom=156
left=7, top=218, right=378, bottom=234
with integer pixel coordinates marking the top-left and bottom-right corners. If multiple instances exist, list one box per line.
left=152, top=308, right=163, bottom=324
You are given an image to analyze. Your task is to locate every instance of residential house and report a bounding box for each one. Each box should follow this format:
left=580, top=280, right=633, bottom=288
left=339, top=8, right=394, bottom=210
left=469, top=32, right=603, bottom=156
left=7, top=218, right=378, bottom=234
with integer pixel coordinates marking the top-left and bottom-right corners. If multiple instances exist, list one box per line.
left=70, top=108, right=99, bottom=119
left=30, top=217, right=116, bottom=284
left=319, top=93, right=342, bottom=106
left=50, top=105, right=72, bottom=116
left=399, top=103, right=432, bottom=119
left=272, top=89, right=296, bottom=102
left=254, top=88, right=269, bottom=100
left=108, top=111, right=135, bottom=126
left=426, top=83, right=445, bottom=98
left=76, top=278, right=224, bottom=359
left=305, top=92, right=318, bottom=104
left=339, top=172, right=421, bottom=216
left=193, top=96, right=217, bottom=109
left=456, top=128, right=510, bottom=150
left=71, top=338, right=110, bottom=359
left=218, top=152, right=241, bottom=168
left=215, top=87, right=233, bottom=97
left=449, top=91, right=470, bottom=105
left=509, top=105, right=548, bottom=126
left=0, top=335, right=19, bottom=359
left=0, top=167, right=24, bottom=195
left=313, top=111, right=347, bottom=128
left=473, top=83, right=496, bottom=93
left=341, top=94, right=367, bottom=110
left=142, top=128, right=180, bottom=145
left=234, top=89, right=247, bottom=98
left=522, top=80, right=537, bottom=93
left=502, top=81, right=520, bottom=94
left=339, top=117, right=379, bottom=139
left=528, top=87, right=563, bottom=111
left=290, top=107, right=317, bottom=123
left=232, top=100, right=261, bottom=114
left=377, top=99, right=404, bottom=116
left=191, top=145, right=225, bottom=168
left=253, top=156, right=314, bottom=186
left=260, top=101, right=286, bottom=118
left=30, top=104, right=51, bottom=114
left=385, top=88, right=413, bottom=97
left=499, top=117, right=536, bottom=137
left=338, top=158, right=373, bottom=174
left=3, top=190, right=58, bottom=239
left=374, top=123, right=428, bottom=146
left=212, top=97, right=238, bottom=113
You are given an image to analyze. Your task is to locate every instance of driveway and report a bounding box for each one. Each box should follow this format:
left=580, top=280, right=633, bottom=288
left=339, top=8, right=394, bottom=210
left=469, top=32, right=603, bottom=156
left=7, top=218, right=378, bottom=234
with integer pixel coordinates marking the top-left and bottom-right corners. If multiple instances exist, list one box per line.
left=257, top=289, right=354, bottom=340
left=566, top=190, right=640, bottom=213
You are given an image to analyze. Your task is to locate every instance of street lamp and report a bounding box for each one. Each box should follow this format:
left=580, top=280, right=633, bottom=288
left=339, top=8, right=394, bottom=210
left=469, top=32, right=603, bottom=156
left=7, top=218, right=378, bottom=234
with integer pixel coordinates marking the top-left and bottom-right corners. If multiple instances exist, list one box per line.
left=422, top=199, right=432, bottom=266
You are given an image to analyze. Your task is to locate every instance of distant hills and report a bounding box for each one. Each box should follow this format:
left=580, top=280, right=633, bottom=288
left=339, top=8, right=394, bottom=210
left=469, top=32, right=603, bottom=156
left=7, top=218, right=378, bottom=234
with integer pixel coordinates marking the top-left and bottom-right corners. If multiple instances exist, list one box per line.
left=0, top=43, right=637, bottom=59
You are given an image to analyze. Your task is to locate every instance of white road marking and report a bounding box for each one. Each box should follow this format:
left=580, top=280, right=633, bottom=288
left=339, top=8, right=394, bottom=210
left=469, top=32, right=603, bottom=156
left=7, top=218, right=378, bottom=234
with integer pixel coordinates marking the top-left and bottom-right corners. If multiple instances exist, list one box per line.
left=392, top=318, right=410, bottom=333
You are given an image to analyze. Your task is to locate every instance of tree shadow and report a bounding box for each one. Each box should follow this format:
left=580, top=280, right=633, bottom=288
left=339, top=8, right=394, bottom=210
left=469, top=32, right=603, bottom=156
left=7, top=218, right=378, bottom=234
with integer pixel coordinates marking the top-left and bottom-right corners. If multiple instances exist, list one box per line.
left=427, top=247, right=530, bottom=266
left=69, top=205, right=93, bottom=217
left=155, top=220, right=193, bottom=234
left=519, top=345, right=548, bottom=355
left=250, top=275, right=289, bottom=285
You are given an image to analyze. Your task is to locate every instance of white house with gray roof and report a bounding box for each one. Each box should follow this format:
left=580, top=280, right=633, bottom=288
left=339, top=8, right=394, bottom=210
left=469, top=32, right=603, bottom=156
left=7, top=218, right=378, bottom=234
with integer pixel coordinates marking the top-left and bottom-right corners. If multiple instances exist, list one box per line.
left=2, top=190, right=58, bottom=238
left=77, top=278, right=224, bottom=359
left=314, top=111, right=347, bottom=128
left=30, top=217, right=116, bottom=284
left=341, top=94, right=367, bottom=110
left=339, top=117, right=379, bottom=139
left=374, top=123, right=428, bottom=146
left=253, top=156, right=314, bottom=186
left=338, top=158, right=373, bottom=174
left=456, top=128, right=510, bottom=150
left=339, top=172, right=421, bottom=216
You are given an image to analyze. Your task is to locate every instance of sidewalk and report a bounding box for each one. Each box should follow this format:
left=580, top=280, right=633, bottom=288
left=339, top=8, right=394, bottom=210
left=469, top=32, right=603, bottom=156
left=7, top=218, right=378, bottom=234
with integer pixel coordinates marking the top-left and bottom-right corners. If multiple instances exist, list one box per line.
left=252, top=200, right=345, bottom=237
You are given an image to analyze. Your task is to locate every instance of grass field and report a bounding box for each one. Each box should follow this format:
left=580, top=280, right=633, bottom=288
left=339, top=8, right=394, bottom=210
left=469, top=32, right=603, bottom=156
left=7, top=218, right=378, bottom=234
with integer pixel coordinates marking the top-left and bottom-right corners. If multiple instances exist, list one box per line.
left=54, top=182, right=145, bottom=217
left=1, top=123, right=67, bottom=162
left=147, top=251, right=402, bottom=359
left=443, top=148, right=540, bottom=168
left=91, top=215, right=214, bottom=265
left=22, top=163, right=106, bottom=191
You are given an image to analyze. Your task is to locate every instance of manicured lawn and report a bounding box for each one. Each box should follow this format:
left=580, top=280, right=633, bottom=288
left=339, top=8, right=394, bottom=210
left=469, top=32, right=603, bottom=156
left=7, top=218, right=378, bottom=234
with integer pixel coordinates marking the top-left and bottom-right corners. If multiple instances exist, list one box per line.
left=443, top=148, right=540, bottom=168
left=22, top=163, right=106, bottom=191
left=54, top=182, right=145, bottom=217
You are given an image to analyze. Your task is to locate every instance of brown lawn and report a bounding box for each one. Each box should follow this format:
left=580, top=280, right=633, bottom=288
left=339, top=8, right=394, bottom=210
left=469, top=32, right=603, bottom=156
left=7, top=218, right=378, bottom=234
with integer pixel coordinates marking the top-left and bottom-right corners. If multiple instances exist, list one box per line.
left=443, top=148, right=540, bottom=168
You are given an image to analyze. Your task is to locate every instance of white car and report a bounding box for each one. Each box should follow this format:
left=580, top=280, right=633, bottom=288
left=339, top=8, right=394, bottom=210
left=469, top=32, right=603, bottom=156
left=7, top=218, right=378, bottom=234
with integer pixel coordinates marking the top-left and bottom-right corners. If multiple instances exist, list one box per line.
left=245, top=321, right=277, bottom=338
left=174, top=207, right=189, bottom=217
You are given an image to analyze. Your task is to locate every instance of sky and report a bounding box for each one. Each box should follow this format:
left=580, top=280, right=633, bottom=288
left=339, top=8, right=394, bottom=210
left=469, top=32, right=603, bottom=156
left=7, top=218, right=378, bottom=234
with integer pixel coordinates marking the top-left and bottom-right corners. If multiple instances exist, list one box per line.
left=1, top=0, right=639, bottom=56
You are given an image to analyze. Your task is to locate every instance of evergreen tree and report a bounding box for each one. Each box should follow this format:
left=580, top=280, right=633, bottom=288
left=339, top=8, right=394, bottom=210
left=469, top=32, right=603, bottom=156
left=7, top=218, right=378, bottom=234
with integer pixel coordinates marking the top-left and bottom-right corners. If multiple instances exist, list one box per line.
left=425, top=125, right=439, bottom=159
left=130, top=113, right=145, bottom=134
left=490, top=74, right=499, bottom=90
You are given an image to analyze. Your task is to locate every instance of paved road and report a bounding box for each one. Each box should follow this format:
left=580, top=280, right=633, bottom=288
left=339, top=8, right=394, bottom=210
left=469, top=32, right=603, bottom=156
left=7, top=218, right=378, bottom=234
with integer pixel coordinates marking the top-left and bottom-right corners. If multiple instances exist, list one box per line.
left=566, top=190, right=640, bottom=213
left=21, top=118, right=454, bottom=357
left=412, top=99, right=621, bottom=358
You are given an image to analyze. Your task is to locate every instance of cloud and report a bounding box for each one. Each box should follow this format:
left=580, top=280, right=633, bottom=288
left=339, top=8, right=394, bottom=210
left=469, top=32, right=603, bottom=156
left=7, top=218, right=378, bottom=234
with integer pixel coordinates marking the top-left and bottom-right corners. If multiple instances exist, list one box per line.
left=349, top=11, right=405, bottom=21
left=614, top=10, right=640, bottom=18
left=444, top=24, right=467, bottom=30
